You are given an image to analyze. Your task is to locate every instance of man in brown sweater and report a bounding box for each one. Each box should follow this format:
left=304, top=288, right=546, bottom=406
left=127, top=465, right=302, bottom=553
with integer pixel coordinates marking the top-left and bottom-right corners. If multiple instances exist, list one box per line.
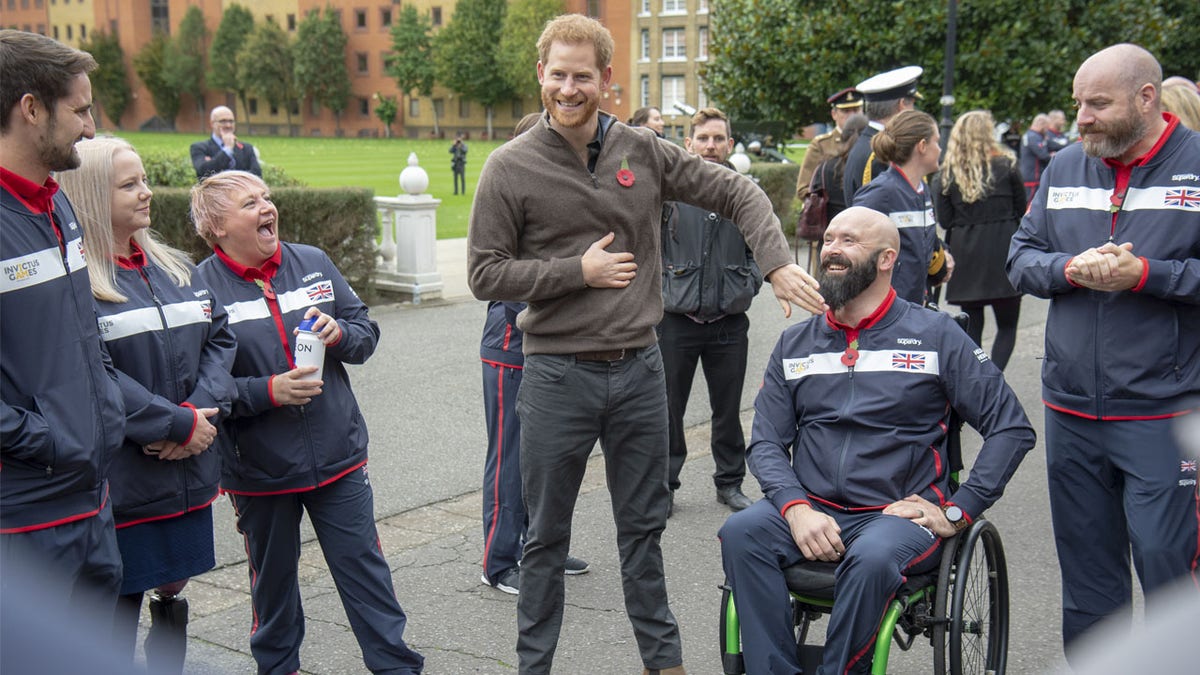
left=467, top=14, right=825, bottom=675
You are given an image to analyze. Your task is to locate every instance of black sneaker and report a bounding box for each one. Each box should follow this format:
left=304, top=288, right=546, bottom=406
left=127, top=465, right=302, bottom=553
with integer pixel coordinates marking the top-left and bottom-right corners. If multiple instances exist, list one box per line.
left=483, top=567, right=520, bottom=595
left=564, top=556, right=590, bottom=575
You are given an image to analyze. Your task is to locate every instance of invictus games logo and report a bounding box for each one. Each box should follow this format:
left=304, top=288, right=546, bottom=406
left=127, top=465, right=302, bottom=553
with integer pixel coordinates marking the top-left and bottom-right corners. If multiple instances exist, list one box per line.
left=1048, top=188, right=1078, bottom=206
left=4, top=258, right=40, bottom=282
left=784, top=357, right=815, bottom=376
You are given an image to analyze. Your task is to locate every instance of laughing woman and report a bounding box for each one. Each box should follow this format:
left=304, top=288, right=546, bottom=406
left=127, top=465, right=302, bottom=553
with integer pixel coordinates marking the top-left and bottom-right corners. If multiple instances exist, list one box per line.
left=57, top=137, right=236, bottom=674
left=190, top=171, right=424, bottom=675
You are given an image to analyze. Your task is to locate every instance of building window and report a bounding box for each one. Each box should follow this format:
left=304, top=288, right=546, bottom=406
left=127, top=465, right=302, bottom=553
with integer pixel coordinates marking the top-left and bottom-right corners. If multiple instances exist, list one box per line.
left=409, top=98, right=419, bottom=117
left=662, top=29, right=685, bottom=61
left=662, top=0, right=684, bottom=14
left=381, top=52, right=390, bottom=73
left=287, top=14, right=296, bottom=31
left=355, top=52, right=368, bottom=75
left=249, top=98, right=259, bottom=115
left=311, top=98, right=321, bottom=116
left=433, top=98, right=445, bottom=119
left=586, top=0, right=599, bottom=18
left=270, top=103, right=279, bottom=116
left=380, top=8, right=392, bottom=27
left=697, top=84, right=708, bottom=110
left=79, top=24, right=85, bottom=40
left=639, top=0, right=650, bottom=15
left=354, top=8, right=367, bottom=31
left=265, top=15, right=274, bottom=24
left=359, top=97, right=370, bottom=117
left=52, top=25, right=59, bottom=39
left=640, top=75, right=650, bottom=108
left=431, top=7, right=442, bottom=26
left=661, top=76, right=684, bottom=111
left=698, top=0, right=708, bottom=12
left=150, top=0, right=170, bottom=34
left=640, top=29, right=650, bottom=61
left=65, top=24, right=72, bottom=39
left=36, top=23, right=44, bottom=35
left=458, top=98, right=470, bottom=118
left=697, top=27, right=708, bottom=60
left=512, top=100, right=523, bottom=118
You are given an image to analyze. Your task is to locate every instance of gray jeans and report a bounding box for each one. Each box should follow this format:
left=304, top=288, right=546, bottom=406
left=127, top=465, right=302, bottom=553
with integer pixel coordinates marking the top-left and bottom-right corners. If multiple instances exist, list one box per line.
left=514, top=344, right=682, bottom=673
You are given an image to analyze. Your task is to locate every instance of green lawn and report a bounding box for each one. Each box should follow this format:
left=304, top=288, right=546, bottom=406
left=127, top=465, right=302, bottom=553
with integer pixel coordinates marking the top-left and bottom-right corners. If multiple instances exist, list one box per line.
left=112, top=130, right=505, bottom=239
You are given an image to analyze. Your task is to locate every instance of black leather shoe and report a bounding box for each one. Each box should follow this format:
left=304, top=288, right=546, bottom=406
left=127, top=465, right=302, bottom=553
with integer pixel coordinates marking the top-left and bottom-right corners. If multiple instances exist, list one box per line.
left=716, top=486, right=753, bottom=512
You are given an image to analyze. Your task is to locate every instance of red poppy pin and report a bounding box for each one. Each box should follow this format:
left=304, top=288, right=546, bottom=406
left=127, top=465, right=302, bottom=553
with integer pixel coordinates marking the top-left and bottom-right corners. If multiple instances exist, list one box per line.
left=616, top=157, right=635, bottom=187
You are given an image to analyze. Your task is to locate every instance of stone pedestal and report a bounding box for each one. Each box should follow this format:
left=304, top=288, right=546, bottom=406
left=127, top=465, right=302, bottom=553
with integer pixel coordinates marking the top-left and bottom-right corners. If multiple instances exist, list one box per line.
left=374, top=153, right=443, bottom=303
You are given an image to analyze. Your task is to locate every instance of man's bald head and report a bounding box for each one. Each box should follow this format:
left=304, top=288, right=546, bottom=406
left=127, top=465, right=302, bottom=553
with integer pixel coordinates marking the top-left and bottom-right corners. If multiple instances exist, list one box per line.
left=1077, top=44, right=1162, bottom=105
left=210, top=106, right=234, bottom=123
left=828, top=206, right=900, bottom=252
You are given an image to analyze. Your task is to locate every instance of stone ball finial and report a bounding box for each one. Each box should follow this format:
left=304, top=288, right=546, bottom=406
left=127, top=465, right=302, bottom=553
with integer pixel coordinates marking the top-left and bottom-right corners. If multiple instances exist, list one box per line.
left=399, top=152, right=429, bottom=195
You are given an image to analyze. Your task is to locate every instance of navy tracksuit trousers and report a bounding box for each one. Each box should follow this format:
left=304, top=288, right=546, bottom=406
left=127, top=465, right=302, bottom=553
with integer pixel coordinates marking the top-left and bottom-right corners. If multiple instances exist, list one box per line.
left=481, top=361, right=526, bottom=584
left=720, top=499, right=942, bottom=675
left=231, top=468, right=424, bottom=675
left=1045, top=409, right=1200, bottom=656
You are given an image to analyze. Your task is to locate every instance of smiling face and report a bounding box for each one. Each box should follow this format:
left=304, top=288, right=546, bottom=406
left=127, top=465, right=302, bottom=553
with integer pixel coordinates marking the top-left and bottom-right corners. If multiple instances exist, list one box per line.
left=211, top=179, right=279, bottom=267
left=538, top=40, right=611, bottom=133
left=645, top=107, right=665, bottom=135
left=37, top=72, right=95, bottom=172
left=108, top=148, right=152, bottom=246
left=819, top=208, right=898, bottom=309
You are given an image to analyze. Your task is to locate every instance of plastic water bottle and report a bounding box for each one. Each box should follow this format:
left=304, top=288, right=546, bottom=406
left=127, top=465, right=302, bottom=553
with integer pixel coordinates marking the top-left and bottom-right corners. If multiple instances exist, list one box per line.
left=294, top=317, right=325, bottom=381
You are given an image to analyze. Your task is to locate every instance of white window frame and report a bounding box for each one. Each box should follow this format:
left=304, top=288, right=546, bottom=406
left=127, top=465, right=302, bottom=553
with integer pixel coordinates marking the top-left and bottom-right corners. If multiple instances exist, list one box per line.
left=640, top=75, right=650, bottom=108
left=640, top=29, right=650, bottom=62
left=661, top=76, right=685, bottom=112
left=662, top=28, right=686, bottom=61
left=661, top=0, right=685, bottom=15
left=697, top=26, right=708, bottom=61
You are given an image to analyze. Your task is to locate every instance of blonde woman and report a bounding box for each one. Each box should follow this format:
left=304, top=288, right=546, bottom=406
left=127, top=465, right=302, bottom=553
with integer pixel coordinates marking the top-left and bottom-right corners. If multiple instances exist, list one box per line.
left=1162, top=83, right=1200, bottom=130
left=57, top=137, right=236, bottom=673
left=931, top=110, right=1026, bottom=371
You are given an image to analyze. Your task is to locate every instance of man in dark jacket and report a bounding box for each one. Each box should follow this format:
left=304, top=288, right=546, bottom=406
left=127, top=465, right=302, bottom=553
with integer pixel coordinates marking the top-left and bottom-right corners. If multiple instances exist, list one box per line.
left=843, top=66, right=921, bottom=201
left=1007, top=43, right=1200, bottom=662
left=0, top=29, right=125, bottom=611
left=190, top=105, right=262, bottom=179
left=659, top=107, right=763, bottom=515
left=722, top=206, right=1035, bottom=675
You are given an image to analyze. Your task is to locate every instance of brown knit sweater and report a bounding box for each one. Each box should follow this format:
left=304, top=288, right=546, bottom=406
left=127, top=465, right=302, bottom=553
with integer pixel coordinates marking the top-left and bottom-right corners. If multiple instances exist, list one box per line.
left=467, top=113, right=791, bottom=355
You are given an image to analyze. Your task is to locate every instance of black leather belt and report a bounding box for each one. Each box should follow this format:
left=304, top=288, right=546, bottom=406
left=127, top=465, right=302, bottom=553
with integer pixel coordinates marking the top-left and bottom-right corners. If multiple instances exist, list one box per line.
left=575, top=347, right=639, bottom=362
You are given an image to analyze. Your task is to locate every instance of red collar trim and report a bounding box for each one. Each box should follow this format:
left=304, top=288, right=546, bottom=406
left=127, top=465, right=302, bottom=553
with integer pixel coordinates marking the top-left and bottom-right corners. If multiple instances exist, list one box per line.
left=1102, top=112, right=1180, bottom=170
left=0, top=167, right=58, bottom=215
left=114, top=240, right=147, bottom=270
left=825, top=288, right=897, bottom=331
left=213, top=244, right=281, bottom=282
left=889, top=164, right=923, bottom=194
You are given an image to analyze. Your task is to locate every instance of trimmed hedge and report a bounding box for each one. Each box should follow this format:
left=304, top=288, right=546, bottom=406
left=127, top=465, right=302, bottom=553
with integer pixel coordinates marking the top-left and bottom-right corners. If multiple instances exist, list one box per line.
left=747, top=161, right=800, bottom=239
left=150, top=186, right=378, bottom=293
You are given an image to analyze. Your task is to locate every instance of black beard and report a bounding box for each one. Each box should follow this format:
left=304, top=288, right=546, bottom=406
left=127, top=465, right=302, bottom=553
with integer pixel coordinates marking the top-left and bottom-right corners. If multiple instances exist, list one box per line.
left=817, top=250, right=881, bottom=310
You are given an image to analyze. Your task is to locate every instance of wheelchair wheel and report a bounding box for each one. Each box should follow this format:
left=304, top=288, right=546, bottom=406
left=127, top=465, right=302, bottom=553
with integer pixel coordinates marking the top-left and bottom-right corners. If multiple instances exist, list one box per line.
left=943, top=520, right=1010, bottom=674
left=931, top=531, right=961, bottom=675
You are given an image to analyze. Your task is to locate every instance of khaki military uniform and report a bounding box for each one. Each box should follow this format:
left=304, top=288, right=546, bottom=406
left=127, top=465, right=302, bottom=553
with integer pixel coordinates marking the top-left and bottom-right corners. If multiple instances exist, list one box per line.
left=795, top=128, right=843, bottom=199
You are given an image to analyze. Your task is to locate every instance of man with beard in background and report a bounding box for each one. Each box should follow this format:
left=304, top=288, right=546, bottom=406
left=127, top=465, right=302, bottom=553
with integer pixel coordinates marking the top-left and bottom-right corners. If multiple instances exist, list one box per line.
left=467, top=14, right=825, bottom=675
left=721, top=207, right=1034, bottom=675
left=1007, top=43, right=1200, bottom=663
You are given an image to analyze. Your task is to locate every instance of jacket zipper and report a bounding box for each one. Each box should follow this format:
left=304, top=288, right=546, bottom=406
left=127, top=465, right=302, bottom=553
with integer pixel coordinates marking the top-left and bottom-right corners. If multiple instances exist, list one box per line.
left=141, top=267, right=191, bottom=509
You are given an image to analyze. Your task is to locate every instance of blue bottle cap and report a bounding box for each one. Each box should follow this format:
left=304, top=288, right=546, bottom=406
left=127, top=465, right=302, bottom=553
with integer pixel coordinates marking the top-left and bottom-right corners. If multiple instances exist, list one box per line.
left=298, top=317, right=319, bottom=332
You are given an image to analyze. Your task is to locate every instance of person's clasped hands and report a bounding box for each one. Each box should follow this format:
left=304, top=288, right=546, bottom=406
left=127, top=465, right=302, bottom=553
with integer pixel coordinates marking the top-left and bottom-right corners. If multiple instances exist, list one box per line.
left=1065, top=241, right=1143, bottom=292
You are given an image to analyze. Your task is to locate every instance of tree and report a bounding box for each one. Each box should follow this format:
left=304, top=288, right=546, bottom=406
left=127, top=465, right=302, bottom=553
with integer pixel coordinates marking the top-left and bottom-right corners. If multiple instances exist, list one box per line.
left=80, top=31, right=131, bottom=129
left=496, top=0, right=564, bottom=101
left=434, top=0, right=514, bottom=138
left=374, top=93, right=398, bottom=138
left=294, top=8, right=351, bottom=135
left=163, top=6, right=208, bottom=117
left=703, top=0, right=1182, bottom=134
left=133, top=32, right=182, bottom=128
left=237, top=19, right=297, bottom=133
left=208, top=4, right=255, bottom=124
left=388, top=6, right=437, bottom=136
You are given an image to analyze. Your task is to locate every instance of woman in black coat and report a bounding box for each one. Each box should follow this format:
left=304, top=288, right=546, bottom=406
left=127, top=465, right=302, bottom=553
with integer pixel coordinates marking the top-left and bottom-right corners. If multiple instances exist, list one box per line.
left=931, top=110, right=1025, bottom=371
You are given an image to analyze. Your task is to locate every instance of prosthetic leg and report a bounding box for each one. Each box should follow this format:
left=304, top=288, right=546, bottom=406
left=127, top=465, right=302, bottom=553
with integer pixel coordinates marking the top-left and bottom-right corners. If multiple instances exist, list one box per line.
left=145, top=590, right=189, bottom=674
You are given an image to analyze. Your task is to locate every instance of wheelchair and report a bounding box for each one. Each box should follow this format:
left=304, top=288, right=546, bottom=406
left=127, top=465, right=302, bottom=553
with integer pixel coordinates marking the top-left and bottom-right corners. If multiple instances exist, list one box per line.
left=718, top=515, right=1009, bottom=675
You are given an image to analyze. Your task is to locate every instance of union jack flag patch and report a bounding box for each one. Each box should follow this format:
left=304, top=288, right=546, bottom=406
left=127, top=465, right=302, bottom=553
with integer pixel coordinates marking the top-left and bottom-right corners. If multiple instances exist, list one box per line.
left=201, top=300, right=212, bottom=319
left=1182, top=460, right=1197, bottom=473
left=1164, top=188, right=1200, bottom=209
left=306, top=281, right=334, bottom=301
left=892, top=352, right=926, bottom=371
